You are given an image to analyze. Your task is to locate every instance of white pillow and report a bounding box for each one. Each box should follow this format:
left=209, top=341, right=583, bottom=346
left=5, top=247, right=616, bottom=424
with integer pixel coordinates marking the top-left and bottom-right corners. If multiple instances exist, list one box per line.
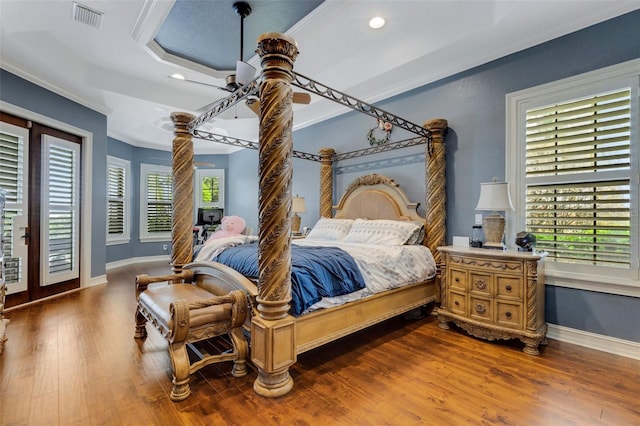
left=305, top=218, right=354, bottom=241
left=342, top=219, right=421, bottom=246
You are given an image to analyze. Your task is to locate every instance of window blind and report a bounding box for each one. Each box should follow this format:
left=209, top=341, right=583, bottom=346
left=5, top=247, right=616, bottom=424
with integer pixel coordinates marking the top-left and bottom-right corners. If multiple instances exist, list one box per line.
left=146, top=171, right=172, bottom=233
left=0, top=130, right=24, bottom=284
left=107, top=165, right=125, bottom=234
left=46, top=144, right=77, bottom=275
left=525, top=88, right=631, bottom=268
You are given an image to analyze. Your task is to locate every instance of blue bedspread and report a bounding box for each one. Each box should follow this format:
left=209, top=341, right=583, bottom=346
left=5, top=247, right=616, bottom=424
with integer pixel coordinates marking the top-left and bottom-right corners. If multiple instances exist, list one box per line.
left=212, top=242, right=365, bottom=315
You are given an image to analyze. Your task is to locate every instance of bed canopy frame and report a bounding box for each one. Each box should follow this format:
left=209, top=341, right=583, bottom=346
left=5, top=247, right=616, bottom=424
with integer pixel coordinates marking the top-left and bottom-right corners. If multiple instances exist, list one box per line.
left=168, top=33, right=447, bottom=397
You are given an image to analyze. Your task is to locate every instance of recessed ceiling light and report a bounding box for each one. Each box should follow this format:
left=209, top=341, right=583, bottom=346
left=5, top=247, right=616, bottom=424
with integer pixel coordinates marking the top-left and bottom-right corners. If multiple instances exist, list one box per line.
left=369, top=16, right=385, bottom=29
left=170, top=73, right=185, bottom=80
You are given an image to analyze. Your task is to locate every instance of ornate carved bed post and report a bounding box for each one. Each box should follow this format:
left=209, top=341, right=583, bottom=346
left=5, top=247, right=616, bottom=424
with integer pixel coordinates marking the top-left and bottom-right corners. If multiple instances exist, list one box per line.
left=423, top=118, right=448, bottom=301
left=318, top=147, right=335, bottom=217
left=252, top=32, right=299, bottom=397
left=170, top=112, right=196, bottom=274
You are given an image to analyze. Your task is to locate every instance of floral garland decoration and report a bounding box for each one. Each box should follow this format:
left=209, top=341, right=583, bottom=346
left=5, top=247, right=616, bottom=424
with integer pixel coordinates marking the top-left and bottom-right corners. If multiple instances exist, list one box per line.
left=367, top=119, right=393, bottom=146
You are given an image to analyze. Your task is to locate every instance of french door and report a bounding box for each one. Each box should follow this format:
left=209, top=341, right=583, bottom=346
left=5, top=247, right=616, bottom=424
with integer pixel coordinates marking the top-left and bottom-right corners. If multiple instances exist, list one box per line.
left=1, top=114, right=81, bottom=306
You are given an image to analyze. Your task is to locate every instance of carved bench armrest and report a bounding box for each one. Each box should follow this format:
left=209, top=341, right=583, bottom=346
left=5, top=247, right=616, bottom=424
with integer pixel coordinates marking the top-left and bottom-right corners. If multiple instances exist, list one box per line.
left=136, top=270, right=195, bottom=293
left=169, top=290, right=248, bottom=343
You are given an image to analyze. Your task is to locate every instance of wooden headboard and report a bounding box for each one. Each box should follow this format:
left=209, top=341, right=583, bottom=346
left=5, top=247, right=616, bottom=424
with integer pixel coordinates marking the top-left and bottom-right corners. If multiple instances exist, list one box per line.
left=333, top=174, right=424, bottom=223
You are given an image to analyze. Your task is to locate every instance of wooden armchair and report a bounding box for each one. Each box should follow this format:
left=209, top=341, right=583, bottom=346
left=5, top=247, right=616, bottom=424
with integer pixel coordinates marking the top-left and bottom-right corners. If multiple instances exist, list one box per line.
left=134, top=270, right=249, bottom=401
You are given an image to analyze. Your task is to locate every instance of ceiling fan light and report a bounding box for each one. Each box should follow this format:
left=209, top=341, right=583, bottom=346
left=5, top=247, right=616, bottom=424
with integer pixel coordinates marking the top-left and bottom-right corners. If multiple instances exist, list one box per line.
left=236, top=60, right=257, bottom=85
left=369, top=16, right=385, bottom=29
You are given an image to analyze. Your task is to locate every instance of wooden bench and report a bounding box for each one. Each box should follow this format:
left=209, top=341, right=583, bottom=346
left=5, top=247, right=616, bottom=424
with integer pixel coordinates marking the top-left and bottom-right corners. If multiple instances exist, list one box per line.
left=135, top=270, right=249, bottom=401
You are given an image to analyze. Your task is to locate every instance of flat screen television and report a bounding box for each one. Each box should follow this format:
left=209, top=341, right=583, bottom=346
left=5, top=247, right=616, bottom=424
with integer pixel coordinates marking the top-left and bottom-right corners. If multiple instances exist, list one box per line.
left=196, top=207, right=223, bottom=226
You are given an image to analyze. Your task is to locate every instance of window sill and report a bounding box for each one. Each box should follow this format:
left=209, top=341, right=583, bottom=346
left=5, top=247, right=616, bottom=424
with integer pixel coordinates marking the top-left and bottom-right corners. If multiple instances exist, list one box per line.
left=106, top=238, right=130, bottom=246
left=546, top=270, right=640, bottom=298
left=140, top=235, right=171, bottom=243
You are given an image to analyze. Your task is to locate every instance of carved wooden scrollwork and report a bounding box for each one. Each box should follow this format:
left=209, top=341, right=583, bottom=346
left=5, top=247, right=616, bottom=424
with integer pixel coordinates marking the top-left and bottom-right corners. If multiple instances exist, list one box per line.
left=170, top=112, right=196, bottom=274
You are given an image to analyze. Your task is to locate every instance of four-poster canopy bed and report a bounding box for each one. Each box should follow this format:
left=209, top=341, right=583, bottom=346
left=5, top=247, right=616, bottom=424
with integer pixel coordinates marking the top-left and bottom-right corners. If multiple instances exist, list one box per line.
left=153, top=32, right=448, bottom=397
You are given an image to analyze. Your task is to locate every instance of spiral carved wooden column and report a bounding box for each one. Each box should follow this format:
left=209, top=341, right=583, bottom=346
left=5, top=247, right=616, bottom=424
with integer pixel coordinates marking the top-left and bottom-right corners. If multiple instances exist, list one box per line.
left=170, top=112, right=196, bottom=274
left=252, top=32, right=299, bottom=398
left=318, top=148, right=335, bottom=218
left=423, top=118, right=448, bottom=301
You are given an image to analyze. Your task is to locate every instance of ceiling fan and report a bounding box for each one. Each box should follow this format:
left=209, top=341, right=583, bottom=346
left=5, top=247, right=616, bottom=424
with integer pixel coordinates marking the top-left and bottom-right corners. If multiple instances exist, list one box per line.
left=192, top=1, right=311, bottom=115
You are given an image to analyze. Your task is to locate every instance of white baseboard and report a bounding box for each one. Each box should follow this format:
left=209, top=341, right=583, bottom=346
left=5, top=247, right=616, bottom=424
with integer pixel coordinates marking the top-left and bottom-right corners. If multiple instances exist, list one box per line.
left=106, top=255, right=171, bottom=271
left=547, top=323, right=640, bottom=360
left=88, top=274, right=107, bottom=287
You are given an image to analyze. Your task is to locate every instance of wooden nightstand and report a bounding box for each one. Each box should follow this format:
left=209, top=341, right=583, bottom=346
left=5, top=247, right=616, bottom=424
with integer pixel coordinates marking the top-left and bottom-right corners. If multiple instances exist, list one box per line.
left=436, top=246, right=547, bottom=355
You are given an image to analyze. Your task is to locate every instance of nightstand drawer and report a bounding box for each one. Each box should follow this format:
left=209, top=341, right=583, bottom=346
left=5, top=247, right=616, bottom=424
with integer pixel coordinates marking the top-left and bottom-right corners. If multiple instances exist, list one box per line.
left=448, top=291, right=467, bottom=316
left=469, top=296, right=492, bottom=322
left=449, top=268, right=467, bottom=291
left=469, top=272, right=492, bottom=297
left=496, top=276, right=522, bottom=300
left=437, top=246, right=546, bottom=355
left=496, top=301, right=523, bottom=329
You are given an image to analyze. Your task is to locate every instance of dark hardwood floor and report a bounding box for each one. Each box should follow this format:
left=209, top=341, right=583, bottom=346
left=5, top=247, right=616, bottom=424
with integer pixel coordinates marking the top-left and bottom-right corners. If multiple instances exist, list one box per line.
left=1, top=261, right=638, bottom=425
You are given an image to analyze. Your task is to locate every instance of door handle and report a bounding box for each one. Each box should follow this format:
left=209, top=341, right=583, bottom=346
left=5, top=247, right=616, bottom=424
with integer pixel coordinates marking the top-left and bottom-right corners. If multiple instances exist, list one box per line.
left=20, top=227, right=30, bottom=244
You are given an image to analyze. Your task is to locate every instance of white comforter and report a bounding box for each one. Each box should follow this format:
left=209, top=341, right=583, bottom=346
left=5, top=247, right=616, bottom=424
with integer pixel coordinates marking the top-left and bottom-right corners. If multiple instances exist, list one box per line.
left=194, top=236, right=437, bottom=313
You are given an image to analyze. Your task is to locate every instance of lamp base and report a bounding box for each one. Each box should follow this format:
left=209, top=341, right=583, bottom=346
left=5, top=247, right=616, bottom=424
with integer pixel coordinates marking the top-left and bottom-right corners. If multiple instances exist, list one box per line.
left=292, top=213, right=302, bottom=235
left=482, top=214, right=505, bottom=250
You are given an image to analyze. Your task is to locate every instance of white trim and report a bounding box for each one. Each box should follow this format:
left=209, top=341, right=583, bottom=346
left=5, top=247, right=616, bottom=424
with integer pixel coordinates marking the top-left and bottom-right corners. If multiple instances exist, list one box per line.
left=194, top=168, right=225, bottom=217
left=106, top=155, right=131, bottom=245
left=506, top=58, right=640, bottom=296
left=40, top=135, right=81, bottom=286
left=89, top=274, right=107, bottom=287
left=106, top=255, right=170, bottom=271
left=0, top=102, right=94, bottom=290
left=547, top=324, right=640, bottom=360
left=139, top=163, right=172, bottom=242
left=1, top=61, right=111, bottom=115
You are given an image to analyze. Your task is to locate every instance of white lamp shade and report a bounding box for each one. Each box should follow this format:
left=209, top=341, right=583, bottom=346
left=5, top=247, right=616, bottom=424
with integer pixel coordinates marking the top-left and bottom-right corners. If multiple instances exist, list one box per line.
left=476, top=181, right=514, bottom=211
left=236, top=60, right=257, bottom=85
left=292, top=196, right=306, bottom=213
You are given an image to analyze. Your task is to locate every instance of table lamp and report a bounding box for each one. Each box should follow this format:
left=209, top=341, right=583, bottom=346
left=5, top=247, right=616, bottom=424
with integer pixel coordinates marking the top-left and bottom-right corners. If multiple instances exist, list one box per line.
left=475, top=178, right=514, bottom=249
left=291, top=195, right=306, bottom=235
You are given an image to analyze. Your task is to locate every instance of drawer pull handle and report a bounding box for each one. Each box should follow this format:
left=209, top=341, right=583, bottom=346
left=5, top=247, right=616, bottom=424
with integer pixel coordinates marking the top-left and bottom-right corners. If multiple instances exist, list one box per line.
left=454, top=300, right=460, bottom=306
left=455, top=278, right=460, bottom=283
left=475, top=304, right=486, bottom=314
left=475, top=280, right=487, bottom=290
left=506, top=285, right=512, bottom=291
left=505, top=312, right=512, bottom=318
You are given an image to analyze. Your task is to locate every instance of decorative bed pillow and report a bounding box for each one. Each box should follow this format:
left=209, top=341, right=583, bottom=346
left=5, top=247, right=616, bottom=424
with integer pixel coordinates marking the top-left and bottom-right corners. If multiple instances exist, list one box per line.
left=405, top=222, right=426, bottom=245
left=305, top=218, right=354, bottom=241
left=342, top=219, right=422, bottom=246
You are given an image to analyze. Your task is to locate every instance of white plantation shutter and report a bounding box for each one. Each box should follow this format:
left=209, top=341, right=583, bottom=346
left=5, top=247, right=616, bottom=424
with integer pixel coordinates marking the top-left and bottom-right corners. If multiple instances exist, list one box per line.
left=140, top=164, right=172, bottom=241
left=107, top=156, right=130, bottom=244
left=525, top=88, right=631, bottom=269
left=0, top=125, right=28, bottom=290
left=41, top=136, right=80, bottom=285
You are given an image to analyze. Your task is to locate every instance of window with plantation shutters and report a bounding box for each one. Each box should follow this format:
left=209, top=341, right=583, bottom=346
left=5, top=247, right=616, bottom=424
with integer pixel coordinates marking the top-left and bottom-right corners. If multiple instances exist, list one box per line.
left=194, top=169, right=225, bottom=222
left=507, top=60, right=639, bottom=295
left=107, top=156, right=130, bottom=244
left=525, top=89, right=631, bottom=268
left=0, top=123, right=28, bottom=292
left=140, top=163, right=172, bottom=242
left=41, top=135, right=80, bottom=286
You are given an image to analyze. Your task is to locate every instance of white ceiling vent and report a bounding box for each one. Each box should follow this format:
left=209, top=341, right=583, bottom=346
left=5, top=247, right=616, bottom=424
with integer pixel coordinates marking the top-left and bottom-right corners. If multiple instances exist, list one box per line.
left=72, top=2, right=104, bottom=29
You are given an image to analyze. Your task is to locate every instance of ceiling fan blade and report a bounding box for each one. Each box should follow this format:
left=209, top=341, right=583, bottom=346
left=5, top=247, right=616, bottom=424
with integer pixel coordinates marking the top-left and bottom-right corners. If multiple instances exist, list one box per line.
left=293, top=92, right=311, bottom=104
left=236, top=60, right=257, bottom=86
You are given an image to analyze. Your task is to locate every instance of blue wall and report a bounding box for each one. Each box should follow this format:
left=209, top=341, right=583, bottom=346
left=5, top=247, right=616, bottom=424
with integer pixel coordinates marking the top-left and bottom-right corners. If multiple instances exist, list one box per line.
left=0, top=69, right=108, bottom=279
left=225, top=10, right=640, bottom=342
left=2, top=10, right=639, bottom=343
left=106, top=137, right=231, bottom=263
